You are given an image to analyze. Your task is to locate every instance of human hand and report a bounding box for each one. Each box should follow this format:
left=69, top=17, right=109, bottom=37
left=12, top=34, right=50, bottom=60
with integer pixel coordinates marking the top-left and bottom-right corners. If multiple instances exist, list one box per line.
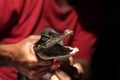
left=7, top=35, right=53, bottom=79
left=50, top=57, right=90, bottom=80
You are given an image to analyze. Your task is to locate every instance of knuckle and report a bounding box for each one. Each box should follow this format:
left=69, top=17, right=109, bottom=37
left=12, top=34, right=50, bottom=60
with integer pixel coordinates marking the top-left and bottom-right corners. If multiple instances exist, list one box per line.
left=27, top=71, right=35, bottom=79
left=27, top=63, right=32, bottom=67
left=27, top=63, right=34, bottom=69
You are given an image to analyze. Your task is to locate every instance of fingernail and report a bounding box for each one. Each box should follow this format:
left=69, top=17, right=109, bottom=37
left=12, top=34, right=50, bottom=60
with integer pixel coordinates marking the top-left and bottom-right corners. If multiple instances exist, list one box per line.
left=50, top=75, right=59, bottom=80
left=42, top=72, right=52, bottom=80
left=73, top=63, right=84, bottom=73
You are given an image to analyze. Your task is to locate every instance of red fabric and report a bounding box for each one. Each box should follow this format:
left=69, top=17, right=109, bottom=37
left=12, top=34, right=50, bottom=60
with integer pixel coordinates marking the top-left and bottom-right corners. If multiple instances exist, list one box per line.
left=0, top=67, right=17, bottom=80
left=0, top=0, right=103, bottom=80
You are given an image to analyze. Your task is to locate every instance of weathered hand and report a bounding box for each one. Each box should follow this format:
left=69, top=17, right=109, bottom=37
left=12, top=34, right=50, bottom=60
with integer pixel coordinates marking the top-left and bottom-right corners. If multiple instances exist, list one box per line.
left=8, top=35, right=53, bottom=79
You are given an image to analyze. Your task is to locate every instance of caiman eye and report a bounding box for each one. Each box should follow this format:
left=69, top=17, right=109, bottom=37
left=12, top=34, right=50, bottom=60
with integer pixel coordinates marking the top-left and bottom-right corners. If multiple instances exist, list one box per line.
left=49, top=32, right=58, bottom=38
left=41, top=35, right=50, bottom=42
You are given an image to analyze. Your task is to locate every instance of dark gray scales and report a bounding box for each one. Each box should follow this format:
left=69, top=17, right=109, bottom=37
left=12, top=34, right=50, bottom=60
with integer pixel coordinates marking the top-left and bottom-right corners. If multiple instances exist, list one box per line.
left=33, top=28, right=73, bottom=59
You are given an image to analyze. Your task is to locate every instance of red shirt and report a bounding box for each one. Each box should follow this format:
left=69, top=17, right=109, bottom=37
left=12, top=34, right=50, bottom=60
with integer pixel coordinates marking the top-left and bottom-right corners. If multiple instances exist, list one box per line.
left=0, top=0, right=103, bottom=80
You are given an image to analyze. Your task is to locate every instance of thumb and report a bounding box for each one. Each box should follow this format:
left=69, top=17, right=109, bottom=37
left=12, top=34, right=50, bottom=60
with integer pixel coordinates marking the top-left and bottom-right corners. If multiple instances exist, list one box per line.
left=27, top=35, right=41, bottom=44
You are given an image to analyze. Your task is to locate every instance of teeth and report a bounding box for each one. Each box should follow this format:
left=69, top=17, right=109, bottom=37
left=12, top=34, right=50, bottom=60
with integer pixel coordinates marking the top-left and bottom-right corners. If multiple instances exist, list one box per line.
left=65, top=46, right=79, bottom=55
left=70, top=47, right=79, bottom=55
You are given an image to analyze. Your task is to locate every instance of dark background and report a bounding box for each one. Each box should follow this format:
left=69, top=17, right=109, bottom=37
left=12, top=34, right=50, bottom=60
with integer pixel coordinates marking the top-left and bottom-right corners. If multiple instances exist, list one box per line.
left=91, top=1, right=118, bottom=80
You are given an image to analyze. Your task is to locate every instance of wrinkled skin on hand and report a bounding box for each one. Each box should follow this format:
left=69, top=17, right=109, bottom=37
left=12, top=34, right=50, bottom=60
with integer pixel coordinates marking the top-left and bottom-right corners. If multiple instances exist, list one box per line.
left=8, top=35, right=53, bottom=79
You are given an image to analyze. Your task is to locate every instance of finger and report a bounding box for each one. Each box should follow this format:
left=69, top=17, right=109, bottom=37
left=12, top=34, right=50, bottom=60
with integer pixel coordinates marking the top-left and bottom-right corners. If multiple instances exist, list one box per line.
left=37, top=59, right=54, bottom=66
left=68, top=56, right=74, bottom=65
left=50, top=74, right=59, bottom=80
left=24, top=67, right=51, bottom=79
left=27, top=70, right=48, bottom=79
left=73, top=63, right=84, bottom=74
left=55, top=70, right=71, bottom=80
left=24, top=61, right=53, bottom=70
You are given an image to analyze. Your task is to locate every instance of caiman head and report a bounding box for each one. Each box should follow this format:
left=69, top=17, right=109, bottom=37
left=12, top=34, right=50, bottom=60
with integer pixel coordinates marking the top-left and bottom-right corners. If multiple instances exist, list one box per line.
left=33, top=28, right=79, bottom=60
